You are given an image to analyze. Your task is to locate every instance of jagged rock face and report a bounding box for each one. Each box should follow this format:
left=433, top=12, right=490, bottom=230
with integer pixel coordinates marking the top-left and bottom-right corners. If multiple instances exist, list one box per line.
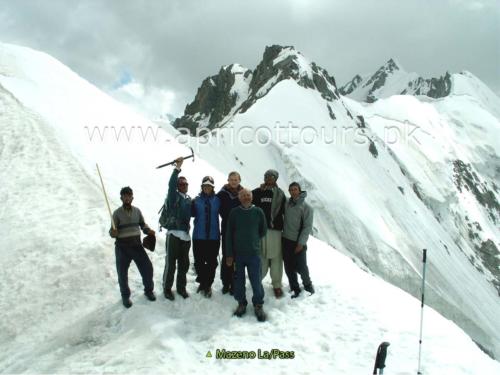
left=173, top=64, right=252, bottom=134
left=174, top=45, right=340, bottom=134
left=364, top=58, right=400, bottom=103
left=420, top=72, right=452, bottom=98
left=452, top=159, right=500, bottom=295
left=453, top=160, right=500, bottom=222
left=404, top=72, right=452, bottom=98
left=239, top=45, right=340, bottom=112
left=339, top=74, right=362, bottom=95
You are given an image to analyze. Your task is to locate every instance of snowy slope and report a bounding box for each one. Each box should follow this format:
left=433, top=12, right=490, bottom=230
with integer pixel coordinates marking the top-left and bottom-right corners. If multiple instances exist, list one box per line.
left=1, top=42, right=499, bottom=374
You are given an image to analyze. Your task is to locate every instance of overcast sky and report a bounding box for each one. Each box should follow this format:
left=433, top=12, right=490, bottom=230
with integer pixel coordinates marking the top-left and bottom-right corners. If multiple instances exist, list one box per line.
left=1, top=0, right=499, bottom=117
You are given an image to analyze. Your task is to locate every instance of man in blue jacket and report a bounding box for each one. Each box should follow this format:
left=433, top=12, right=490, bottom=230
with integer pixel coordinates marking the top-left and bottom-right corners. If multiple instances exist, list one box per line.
left=162, top=157, right=192, bottom=300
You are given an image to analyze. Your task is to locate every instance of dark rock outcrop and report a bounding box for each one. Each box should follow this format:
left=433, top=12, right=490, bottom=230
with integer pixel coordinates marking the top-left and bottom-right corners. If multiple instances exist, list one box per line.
left=174, top=45, right=341, bottom=135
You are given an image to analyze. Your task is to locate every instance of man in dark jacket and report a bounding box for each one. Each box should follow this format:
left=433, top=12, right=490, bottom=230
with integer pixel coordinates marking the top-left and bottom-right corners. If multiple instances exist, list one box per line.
left=226, top=189, right=268, bottom=322
left=161, top=157, right=192, bottom=300
left=191, top=176, right=221, bottom=297
left=282, top=182, right=315, bottom=299
left=252, top=169, right=286, bottom=298
left=110, top=186, right=156, bottom=308
left=216, top=171, right=243, bottom=295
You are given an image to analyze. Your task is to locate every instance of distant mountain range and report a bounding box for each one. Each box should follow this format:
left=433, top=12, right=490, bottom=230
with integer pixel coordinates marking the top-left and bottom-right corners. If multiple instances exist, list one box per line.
left=339, top=58, right=451, bottom=102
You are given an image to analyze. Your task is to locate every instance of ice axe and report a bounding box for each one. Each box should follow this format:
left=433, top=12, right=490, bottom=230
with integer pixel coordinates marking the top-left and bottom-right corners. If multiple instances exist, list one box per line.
left=156, top=147, right=195, bottom=169
left=96, top=163, right=116, bottom=231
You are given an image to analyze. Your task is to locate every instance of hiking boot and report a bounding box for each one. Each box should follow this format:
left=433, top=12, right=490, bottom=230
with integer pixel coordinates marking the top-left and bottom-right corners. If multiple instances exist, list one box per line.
left=122, top=297, right=133, bottom=308
left=254, top=304, right=267, bottom=322
left=144, top=290, right=156, bottom=301
left=204, top=286, right=212, bottom=298
left=273, top=287, right=283, bottom=298
left=291, top=289, right=301, bottom=299
left=163, top=289, right=175, bottom=301
left=233, top=303, right=247, bottom=317
left=222, top=285, right=230, bottom=294
left=177, top=289, right=189, bottom=299
left=304, top=284, right=315, bottom=294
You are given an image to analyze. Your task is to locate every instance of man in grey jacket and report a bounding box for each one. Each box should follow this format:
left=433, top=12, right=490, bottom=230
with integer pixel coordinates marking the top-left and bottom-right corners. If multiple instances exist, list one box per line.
left=282, top=182, right=315, bottom=299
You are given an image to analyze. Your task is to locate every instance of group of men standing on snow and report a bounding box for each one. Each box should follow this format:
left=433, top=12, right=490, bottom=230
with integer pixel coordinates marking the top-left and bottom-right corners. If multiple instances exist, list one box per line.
left=109, top=156, right=314, bottom=322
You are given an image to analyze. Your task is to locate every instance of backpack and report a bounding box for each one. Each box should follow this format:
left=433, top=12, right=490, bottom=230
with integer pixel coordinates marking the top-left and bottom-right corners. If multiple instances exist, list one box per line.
left=158, top=204, right=168, bottom=231
left=158, top=194, right=186, bottom=231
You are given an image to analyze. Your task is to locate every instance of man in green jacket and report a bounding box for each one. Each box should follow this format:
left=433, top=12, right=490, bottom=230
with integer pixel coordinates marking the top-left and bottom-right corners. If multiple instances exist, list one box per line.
left=162, top=157, right=192, bottom=300
left=226, top=189, right=268, bottom=321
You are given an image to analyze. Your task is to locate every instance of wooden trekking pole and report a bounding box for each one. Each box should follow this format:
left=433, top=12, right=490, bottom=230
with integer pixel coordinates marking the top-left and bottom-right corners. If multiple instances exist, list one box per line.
left=96, top=163, right=116, bottom=230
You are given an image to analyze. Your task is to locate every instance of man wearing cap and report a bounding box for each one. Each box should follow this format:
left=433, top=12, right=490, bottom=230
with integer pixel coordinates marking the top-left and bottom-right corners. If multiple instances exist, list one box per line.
left=161, top=157, right=192, bottom=300
left=191, top=175, right=221, bottom=297
left=252, top=169, right=286, bottom=298
left=110, top=186, right=156, bottom=308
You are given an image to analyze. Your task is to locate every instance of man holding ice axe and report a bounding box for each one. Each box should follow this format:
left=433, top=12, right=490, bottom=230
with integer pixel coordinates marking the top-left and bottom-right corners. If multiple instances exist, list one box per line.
left=160, top=156, right=193, bottom=300
left=109, top=186, right=156, bottom=308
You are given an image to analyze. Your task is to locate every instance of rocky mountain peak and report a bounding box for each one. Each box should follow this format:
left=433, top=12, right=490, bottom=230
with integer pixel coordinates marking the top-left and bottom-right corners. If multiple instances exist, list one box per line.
left=339, top=74, right=363, bottom=96
left=174, top=45, right=340, bottom=134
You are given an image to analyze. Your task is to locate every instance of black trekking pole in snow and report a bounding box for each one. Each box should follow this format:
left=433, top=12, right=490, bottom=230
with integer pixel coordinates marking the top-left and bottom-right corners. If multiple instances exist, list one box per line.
left=156, top=147, right=195, bottom=169
left=373, top=342, right=390, bottom=374
left=417, top=249, right=427, bottom=374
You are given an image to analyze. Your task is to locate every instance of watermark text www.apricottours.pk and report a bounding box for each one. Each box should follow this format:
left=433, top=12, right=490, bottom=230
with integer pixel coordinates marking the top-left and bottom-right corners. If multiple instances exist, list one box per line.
left=83, top=120, right=422, bottom=152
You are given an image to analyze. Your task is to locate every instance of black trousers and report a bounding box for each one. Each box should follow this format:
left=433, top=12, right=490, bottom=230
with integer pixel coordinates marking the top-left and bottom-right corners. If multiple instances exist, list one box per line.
left=162, top=233, right=191, bottom=292
left=282, top=237, right=312, bottom=292
left=115, top=236, right=154, bottom=298
left=220, top=232, right=235, bottom=288
left=193, top=239, right=220, bottom=288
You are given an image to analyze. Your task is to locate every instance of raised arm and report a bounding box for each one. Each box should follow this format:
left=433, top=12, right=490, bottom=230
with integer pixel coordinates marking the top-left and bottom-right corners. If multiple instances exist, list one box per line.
left=167, top=168, right=180, bottom=205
